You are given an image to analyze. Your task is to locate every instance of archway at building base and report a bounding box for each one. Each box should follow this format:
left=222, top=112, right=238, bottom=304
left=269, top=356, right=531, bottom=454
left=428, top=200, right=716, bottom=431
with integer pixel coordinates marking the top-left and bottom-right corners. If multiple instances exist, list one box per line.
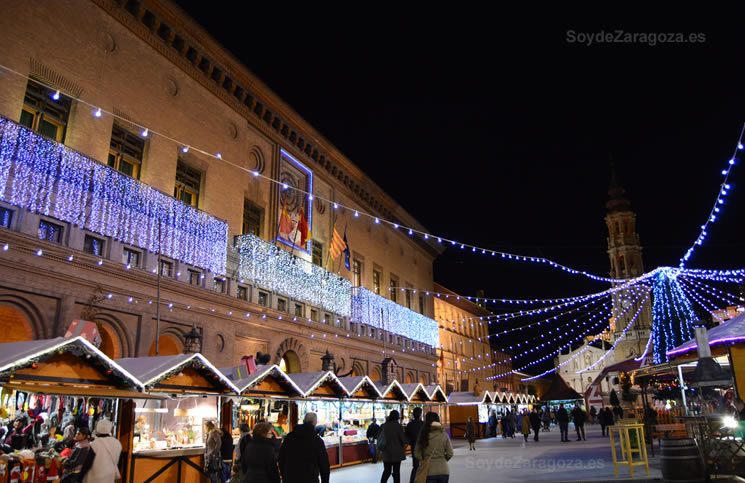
left=148, top=334, right=184, bottom=356
left=274, top=338, right=309, bottom=373
left=279, top=350, right=301, bottom=374
left=0, top=305, right=34, bottom=343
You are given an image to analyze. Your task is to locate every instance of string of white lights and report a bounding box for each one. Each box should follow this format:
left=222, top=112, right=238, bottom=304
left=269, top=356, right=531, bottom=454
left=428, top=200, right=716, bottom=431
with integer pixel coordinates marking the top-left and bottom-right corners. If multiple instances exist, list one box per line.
left=679, top=276, right=745, bottom=306
left=677, top=281, right=727, bottom=324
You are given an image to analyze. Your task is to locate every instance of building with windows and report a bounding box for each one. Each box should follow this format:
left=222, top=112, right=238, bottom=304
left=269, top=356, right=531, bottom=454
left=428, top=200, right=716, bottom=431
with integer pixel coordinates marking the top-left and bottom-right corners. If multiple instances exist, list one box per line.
left=433, top=283, right=514, bottom=394
left=0, top=0, right=442, bottom=383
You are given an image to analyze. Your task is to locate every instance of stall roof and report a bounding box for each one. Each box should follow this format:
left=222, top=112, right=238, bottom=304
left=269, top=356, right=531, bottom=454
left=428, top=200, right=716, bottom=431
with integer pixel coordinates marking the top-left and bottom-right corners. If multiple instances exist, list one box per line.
left=0, top=337, right=144, bottom=392
left=400, top=383, right=431, bottom=403
left=219, top=364, right=303, bottom=397
left=116, top=354, right=238, bottom=394
left=539, top=374, right=583, bottom=402
left=631, top=356, right=730, bottom=379
left=374, top=380, right=409, bottom=402
left=287, top=371, right=347, bottom=398
left=338, top=376, right=381, bottom=400
left=448, top=391, right=492, bottom=405
left=424, top=384, right=448, bottom=403
left=667, top=311, right=745, bottom=357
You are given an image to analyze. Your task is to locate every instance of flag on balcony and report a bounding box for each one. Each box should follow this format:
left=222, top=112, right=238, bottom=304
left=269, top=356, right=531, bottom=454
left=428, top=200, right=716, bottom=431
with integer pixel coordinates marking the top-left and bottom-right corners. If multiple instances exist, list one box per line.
left=279, top=199, right=294, bottom=237
left=298, top=207, right=311, bottom=246
left=329, top=223, right=346, bottom=260
left=343, top=228, right=350, bottom=271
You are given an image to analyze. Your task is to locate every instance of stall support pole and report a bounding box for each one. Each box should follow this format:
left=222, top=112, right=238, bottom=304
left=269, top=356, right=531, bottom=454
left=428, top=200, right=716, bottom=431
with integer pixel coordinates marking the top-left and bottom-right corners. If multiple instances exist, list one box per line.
left=677, top=365, right=689, bottom=416
left=117, top=399, right=136, bottom=483
left=220, top=398, right=233, bottom=434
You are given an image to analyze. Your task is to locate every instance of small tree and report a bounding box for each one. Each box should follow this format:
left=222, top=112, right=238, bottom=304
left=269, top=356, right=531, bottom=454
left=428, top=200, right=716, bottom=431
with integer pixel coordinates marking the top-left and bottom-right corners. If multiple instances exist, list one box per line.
left=620, top=372, right=637, bottom=404
left=609, top=389, right=620, bottom=407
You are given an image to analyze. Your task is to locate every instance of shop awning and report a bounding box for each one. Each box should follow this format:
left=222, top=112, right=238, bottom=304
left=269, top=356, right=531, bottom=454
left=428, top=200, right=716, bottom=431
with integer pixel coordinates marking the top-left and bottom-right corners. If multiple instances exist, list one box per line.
left=287, top=371, right=347, bottom=399
left=667, top=311, right=745, bottom=358
left=338, top=376, right=381, bottom=400
left=116, top=354, right=238, bottom=395
left=219, top=364, right=303, bottom=398
left=447, top=391, right=492, bottom=405
left=424, top=384, right=448, bottom=403
left=400, top=383, right=431, bottom=403
left=0, top=337, right=145, bottom=396
left=374, top=380, right=409, bottom=402
left=539, top=374, right=583, bottom=402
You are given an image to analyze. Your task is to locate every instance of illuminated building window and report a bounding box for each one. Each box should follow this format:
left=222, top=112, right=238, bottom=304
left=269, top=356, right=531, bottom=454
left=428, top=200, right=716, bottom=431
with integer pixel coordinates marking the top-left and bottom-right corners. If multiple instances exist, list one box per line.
left=38, top=220, right=63, bottom=243
left=174, top=159, right=201, bottom=207
left=83, top=235, right=105, bottom=257
left=242, top=199, right=263, bottom=236
left=122, top=247, right=141, bottom=268
left=19, top=78, right=70, bottom=143
left=108, top=123, right=143, bottom=179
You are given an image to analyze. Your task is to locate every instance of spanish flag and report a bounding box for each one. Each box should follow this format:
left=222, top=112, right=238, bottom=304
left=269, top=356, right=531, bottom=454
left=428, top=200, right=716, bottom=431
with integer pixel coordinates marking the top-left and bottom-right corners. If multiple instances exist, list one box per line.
left=329, top=223, right=346, bottom=261
left=279, top=198, right=293, bottom=237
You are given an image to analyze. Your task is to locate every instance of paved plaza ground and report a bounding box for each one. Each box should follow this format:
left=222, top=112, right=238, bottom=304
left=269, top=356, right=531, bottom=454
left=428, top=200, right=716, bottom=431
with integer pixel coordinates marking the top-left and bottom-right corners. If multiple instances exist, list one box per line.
left=331, top=423, right=663, bottom=482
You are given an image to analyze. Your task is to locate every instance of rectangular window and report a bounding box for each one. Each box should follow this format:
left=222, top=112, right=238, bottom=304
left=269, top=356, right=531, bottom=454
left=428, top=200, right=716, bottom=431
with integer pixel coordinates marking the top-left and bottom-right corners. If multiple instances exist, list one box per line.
left=277, top=298, right=287, bottom=312
left=419, top=295, right=424, bottom=315
left=38, top=220, right=63, bottom=243
left=294, top=303, right=304, bottom=317
left=122, top=247, right=141, bottom=268
left=373, top=269, right=382, bottom=295
left=159, top=260, right=173, bottom=277
left=83, top=235, right=105, bottom=257
left=20, top=79, right=71, bottom=143
left=390, top=277, right=398, bottom=303
left=0, top=206, right=13, bottom=229
left=188, top=269, right=202, bottom=286
left=213, top=278, right=226, bottom=294
left=174, top=160, right=201, bottom=207
left=370, top=328, right=376, bottom=339
left=325, top=313, right=331, bottom=324
left=258, top=291, right=268, bottom=306
left=310, top=308, right=318, bottom=321
left=352, top=259, right=362, bottom=287
left=108, top=123, right=144, bottom=179
left=237, top=286, right=248, bottom=301
left=242, top=199, right=264, bottom=236
left=405, top=284, right=412, bottom=309
left=312, top=240, right=323, bottom=267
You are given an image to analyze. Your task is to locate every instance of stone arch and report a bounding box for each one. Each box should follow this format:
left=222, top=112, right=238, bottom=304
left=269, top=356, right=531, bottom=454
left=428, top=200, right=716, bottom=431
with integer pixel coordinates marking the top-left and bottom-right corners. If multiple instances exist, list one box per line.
left=93, top=312, right=131, bottom=358
left=419, top=374, right=429, bottom=385
left=148, top=327, right=185, bottom=356
left=274, top=337, right=309, bottom=373
left=0, top=294, right=46, bottom=340
left=405, top=371, right=416, bottom=384
left=370, top=366, right=382, bottom=382
left=248, top=146, right=266, bottom=175
left=279, top=350, right=301, bottom=373
left=352, top=361, right=366, bottom=377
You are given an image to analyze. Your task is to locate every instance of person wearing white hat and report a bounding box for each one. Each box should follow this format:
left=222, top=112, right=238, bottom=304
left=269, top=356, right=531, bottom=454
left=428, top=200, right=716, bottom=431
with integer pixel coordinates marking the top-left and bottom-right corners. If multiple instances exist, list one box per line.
left=84, top=420, right=122, bottom=483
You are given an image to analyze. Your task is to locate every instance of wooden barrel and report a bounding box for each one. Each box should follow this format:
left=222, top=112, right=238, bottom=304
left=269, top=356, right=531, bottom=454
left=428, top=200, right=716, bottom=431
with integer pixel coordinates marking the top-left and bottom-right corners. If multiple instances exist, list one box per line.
left=660, top=438, right=705, bottom=483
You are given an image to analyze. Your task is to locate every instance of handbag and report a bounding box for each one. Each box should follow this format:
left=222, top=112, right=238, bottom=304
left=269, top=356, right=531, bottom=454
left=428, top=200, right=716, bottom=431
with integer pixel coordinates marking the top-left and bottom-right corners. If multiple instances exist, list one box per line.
left=413, top=456, right=431, bottom=483
left=206, top=453, right=222, bottom=473
left=376, top=429, right=387, bottom=453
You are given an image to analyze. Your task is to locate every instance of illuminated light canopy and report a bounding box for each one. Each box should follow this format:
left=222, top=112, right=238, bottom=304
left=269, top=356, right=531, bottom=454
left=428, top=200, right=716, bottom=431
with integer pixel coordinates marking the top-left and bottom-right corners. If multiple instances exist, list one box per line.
left=651, top=268, right=697, bottom=364
left=351, top=287, right=438, bottom=347
left=0, top=117, right=228, bottom=274
left=236, top=233, right=351, bottom=316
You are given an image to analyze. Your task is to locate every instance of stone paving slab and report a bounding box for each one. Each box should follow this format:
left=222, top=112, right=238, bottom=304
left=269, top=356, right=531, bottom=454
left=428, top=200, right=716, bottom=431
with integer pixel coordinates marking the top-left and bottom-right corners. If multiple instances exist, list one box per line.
left=330, top=424, right=663, bottom=482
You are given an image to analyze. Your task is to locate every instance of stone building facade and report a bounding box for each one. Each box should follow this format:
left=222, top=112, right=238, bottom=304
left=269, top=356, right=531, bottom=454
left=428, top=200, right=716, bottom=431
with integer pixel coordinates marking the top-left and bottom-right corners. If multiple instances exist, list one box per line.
left=0, top=0, right=440, bottom=383
left=433, top=283, right=514, bottom=394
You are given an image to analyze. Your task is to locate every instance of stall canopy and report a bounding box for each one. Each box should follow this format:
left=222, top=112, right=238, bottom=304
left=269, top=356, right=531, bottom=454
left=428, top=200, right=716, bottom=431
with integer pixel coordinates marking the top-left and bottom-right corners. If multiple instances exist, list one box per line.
left=400, top=383, right=431, bottom=403
left=374, top=380, right=409, bottom=402
left=667, top=311, right=745, bottom=358
left=220, top=364, right=303, bottom=398
left=448, top=391, right=493, bottom=406
left=0, top=337, right=146, bottom=397
left=424, top=384, right=448, bottom=403
left=338, top=376, right=381, bottom=400
left=539, top=374, right=583, bottom=402
left=116, top=354, right=238, bottom=395
left=287, top=371, right=347, bottom=399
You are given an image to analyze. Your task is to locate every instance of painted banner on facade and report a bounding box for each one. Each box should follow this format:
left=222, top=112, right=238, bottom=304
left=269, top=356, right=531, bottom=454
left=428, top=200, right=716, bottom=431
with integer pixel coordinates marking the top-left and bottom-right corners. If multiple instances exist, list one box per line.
left=276, top=149, right=312, bottom=253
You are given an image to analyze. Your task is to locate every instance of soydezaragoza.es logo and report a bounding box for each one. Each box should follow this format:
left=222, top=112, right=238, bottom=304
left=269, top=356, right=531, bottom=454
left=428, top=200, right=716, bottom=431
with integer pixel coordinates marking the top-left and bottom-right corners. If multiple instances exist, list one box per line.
left=567, top=30, right=706, bottom=46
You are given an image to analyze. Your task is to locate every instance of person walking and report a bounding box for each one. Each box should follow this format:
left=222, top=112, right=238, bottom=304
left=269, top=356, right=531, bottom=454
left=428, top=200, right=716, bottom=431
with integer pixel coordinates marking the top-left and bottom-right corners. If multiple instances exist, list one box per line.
left=378, top=410, right=407, bottom=483
left=279, top=412, right=330, bottom=483
left=508, top=411, right=517, bottom=439
left=413, top=412, right=453, bottom=483
left=405, top=407, right=425, bottom=483
left=85, top=419, right=121, bottom=483
left=557, top=404, right=570, bottom=442
left=220, top=426, right=235, bottom=482
left=488, top=410, right=498, bottom=438
left=240, top=422, right=280, bottom=483
left=367, top=419, right=381, bottom=463
left=465, top=416, right=476, bottom=451
left=204, top=421, right=223, bottom=483
left=613, top=405, right=623, bottom=423
left=541, top=407, right=550, bottom=431
left=500, top=412, right=509, bottom=439
left=599, top=406, right=608, bottom=436
left=590, top=406, right=597, bottom=424
left=530, top=408, right=542, bottom=442
left=572, top=406, right=586, bottom=441
left=520, top=410, right=530, bottom=445
left=604, top=407, right=615, bottom=434
left=231, top=423, right=252, bottom=482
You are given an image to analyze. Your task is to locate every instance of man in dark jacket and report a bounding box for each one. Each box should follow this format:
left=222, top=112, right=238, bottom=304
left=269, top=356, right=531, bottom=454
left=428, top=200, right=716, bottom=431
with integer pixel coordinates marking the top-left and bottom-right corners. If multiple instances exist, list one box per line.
left=379, top=410, right=407, bottom=483
left=556, top=404, right=570, bottom=442
left=367, top=419, right=381, bottom=463
left=572, top=406, right=586, bottom=441
left=279, top=412, right=330, bottom=483
left=404, top=408, right=424, bottom=483
left=529, top=408, right=542, bottom=442
left=219, top=427, right=235, bottom=481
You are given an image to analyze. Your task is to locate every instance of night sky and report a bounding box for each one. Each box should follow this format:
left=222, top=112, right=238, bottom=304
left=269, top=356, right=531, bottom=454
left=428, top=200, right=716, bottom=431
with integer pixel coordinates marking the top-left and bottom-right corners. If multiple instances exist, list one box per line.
left=170, top=6, right=745, bottom=366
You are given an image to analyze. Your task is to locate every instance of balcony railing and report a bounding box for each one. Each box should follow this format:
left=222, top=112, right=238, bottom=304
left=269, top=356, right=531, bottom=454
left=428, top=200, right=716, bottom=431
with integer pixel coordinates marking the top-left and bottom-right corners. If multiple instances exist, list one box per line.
left=235, top=234, right=352, bottom=316
left=352, top=287, right=439, bottom=348
left=0, top=116, right=228, bottom=274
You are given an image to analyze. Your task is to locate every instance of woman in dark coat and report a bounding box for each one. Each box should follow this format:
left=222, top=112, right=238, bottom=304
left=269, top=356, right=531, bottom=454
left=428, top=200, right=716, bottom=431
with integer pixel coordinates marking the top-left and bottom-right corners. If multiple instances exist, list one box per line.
left=241, top=422, right=280, bottom=483
left=378, top=410, right=407, bottom=483
left=465, top=416, right=476, bottom=450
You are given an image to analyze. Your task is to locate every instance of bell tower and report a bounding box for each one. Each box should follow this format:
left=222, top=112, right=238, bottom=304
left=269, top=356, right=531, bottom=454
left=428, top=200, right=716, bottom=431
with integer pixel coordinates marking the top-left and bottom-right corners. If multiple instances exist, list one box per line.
left=605, top=163, right=653, bottom=361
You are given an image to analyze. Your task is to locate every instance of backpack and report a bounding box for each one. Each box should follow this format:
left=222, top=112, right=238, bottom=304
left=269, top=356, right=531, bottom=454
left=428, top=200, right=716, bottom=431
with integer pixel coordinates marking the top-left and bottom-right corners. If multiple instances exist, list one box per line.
left=377, top=427, right=387, bottom=452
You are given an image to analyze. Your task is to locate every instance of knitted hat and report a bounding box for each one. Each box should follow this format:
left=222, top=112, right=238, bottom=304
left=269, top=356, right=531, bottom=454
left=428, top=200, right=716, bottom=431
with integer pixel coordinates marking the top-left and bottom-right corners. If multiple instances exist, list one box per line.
left=95, top=419, right=113, bottom=436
